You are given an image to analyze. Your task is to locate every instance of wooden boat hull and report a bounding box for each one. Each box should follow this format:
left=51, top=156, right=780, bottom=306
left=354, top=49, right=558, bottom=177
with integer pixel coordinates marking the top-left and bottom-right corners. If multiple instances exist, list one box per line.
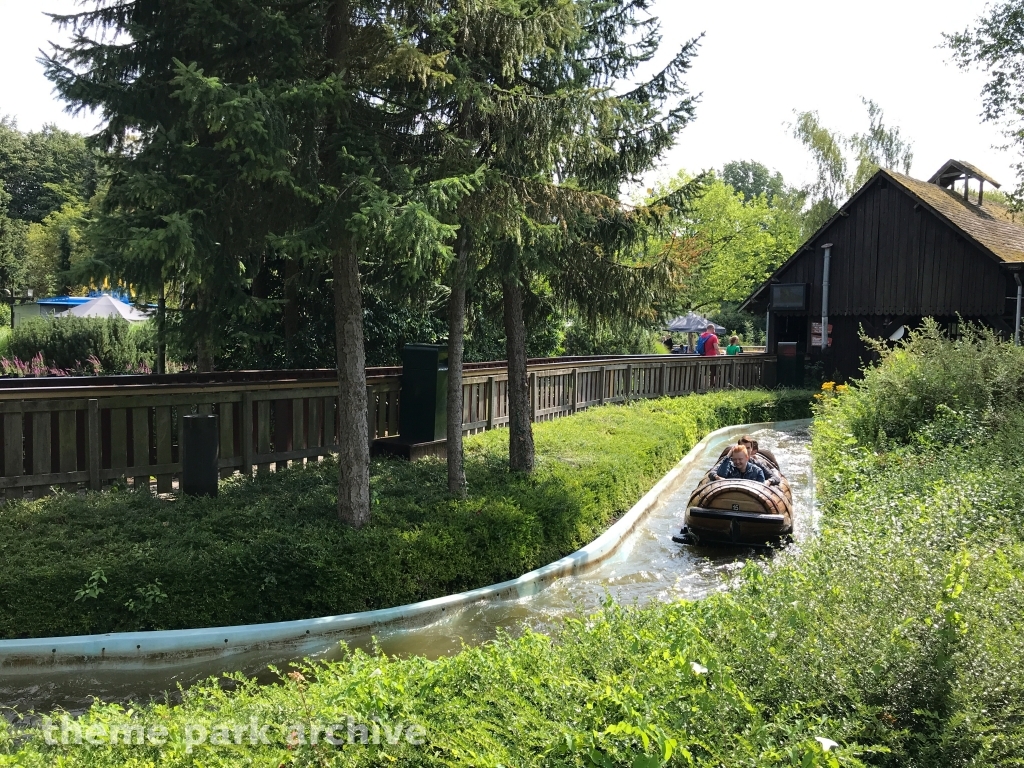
left=675, top=459, right=794, bottom=547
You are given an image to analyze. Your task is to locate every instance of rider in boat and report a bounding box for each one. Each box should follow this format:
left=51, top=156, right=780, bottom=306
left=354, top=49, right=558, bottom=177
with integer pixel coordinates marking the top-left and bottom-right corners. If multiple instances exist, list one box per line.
left=739, top=435, right=782, bottom=486
left=709, top=444, right=766, bottom=483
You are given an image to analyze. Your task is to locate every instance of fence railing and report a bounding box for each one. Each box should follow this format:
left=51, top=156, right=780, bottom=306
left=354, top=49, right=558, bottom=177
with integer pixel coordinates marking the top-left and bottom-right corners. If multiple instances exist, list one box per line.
left=0, top=353, right=775, bottom=498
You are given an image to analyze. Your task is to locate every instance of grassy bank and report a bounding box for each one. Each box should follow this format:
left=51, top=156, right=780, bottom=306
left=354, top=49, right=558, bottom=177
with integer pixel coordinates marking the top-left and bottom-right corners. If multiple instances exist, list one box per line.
left=0, top=389, right=811, bottom=640
left=5, top=324, right=1024, bottom=766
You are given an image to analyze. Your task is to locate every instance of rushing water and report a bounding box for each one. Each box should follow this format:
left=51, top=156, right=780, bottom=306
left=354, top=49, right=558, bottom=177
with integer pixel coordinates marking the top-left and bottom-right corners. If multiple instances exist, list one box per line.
left=2, top=419, right=813, bottom=715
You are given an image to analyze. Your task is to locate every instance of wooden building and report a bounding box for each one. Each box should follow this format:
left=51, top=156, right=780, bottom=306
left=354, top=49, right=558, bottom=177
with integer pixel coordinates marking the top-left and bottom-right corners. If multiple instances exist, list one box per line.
left=742, top=160, right=1024, bottom=380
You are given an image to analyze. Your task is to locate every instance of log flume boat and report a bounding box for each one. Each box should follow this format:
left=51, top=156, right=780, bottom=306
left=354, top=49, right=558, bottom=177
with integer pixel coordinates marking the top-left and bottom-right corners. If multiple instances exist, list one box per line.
left=672, top=447, right=793, bottom=547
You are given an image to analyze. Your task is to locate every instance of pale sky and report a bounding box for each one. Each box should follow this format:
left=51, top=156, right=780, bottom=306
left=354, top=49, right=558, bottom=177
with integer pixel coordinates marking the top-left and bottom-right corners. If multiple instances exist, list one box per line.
left=0, top=0, right=1014, bottom=192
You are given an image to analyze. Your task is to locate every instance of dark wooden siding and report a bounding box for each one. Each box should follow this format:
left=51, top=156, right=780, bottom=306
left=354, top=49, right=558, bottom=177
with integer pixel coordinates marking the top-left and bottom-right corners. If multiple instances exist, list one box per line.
left=772, top=179, right=1008, bottom=318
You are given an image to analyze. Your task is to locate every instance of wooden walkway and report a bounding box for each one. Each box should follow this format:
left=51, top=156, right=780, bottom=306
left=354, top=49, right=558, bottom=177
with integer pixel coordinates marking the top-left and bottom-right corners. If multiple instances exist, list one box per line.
left=0, top=353, right=776, bottom=498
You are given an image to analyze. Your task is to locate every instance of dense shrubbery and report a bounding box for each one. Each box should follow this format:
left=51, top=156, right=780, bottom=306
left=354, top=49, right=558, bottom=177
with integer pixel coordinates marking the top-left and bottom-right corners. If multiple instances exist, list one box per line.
left=842, top=318, right=1024, bottom=445
left=0, top=389, right=811, bottom=640
left=6, top=329, right=1023, bottom=766
left=8, top=315, right=153, bottom=374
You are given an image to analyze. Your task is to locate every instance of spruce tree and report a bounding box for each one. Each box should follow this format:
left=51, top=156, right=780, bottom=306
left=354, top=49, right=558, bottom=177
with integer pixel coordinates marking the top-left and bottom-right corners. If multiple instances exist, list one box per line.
left=447, top=0, right=701, bottom=475
left=46, top=0, right=467, bottom=526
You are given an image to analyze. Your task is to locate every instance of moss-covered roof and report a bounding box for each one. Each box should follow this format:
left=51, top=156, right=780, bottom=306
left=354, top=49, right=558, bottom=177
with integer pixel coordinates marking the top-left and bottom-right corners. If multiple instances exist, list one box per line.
left=887, top=169, right=1024, bottom=264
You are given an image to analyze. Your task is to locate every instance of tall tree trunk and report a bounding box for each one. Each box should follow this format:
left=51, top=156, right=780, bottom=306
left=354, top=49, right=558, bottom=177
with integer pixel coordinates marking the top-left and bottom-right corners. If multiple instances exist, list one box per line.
left=333, top=235, right=371, bottom=527
left=446, top=231, right=470, bottom=495
left=283, top=256, right=299, bottom=367
left=326, top=0, right=369, bottom=527
left=156, top=284, right=166, bottom=375
left=195, top=287, right=215, bottom=372
left=503, top=268, right=534, bottom=473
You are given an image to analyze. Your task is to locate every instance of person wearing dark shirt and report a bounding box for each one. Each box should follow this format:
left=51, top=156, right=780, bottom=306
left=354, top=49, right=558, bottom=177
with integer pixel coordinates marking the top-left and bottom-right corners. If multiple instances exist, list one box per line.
left=709, top=445, right=766, bottom=483
left=739, top=435, right=781, bottom=486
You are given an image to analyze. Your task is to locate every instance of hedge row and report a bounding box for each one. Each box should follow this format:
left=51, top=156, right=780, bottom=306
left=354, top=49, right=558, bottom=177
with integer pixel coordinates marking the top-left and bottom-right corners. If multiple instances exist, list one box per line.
left=9, top=315, right=153, bottom=374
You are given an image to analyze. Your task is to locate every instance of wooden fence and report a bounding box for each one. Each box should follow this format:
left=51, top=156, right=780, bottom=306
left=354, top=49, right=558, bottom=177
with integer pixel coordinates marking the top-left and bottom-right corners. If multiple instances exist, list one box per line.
left=0, top=353, right=775, bottom=499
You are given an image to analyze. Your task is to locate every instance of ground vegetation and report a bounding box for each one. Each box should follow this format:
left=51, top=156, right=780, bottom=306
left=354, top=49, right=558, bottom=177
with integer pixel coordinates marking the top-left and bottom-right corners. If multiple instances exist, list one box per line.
left=0, top=389, right=810, bottom=640
left=5, top=327, right=1024, bottom=766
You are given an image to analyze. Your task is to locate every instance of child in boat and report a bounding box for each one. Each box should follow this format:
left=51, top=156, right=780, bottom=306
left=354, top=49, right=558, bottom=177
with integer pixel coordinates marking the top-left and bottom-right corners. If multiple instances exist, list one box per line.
left=709, top=445, right=766, bottom=483
left=739, top=435, right=782, bottom=486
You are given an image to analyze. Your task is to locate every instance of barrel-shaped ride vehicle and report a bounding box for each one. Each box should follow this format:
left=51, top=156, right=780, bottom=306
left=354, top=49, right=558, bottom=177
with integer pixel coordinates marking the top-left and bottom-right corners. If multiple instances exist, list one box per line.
left=672, top=447, right=793, bottom=547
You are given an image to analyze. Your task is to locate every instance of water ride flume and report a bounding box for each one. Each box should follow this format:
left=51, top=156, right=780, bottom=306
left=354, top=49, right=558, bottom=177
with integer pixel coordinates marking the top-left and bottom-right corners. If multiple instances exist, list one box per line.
left=672, top=447, right=794, bottom=547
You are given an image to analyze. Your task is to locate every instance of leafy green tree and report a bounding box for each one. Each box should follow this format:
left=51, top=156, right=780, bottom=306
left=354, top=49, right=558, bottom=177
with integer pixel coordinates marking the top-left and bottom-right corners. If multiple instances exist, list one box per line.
left=486, top=0, right=700, bottom=476
left=792, top=99, right=913, bottom=233
left=0, top=181, right=28, bottom=295
left=416, top=0, right=592, bottom=491
left=0, top=119, right=96, bottom=223
left=947, top=2, right=1024, bottom=204
left=655, top=171, right=802, bottom=316
left=47, top=1, right=468, bottom=527
left=849, top=99, right=914, bottom=188
left=790, top=110, right=848, bottom=233
left=722, top=160, right=787, bottom=203
left=24, top=199, right=92, bottom=297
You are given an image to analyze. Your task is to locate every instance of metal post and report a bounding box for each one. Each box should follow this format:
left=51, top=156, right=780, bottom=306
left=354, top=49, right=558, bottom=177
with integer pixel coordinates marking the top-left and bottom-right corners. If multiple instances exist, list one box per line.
left=1015, top=272, right=1022, bottom=347
left=821, top=243, right=832, bottom=353
left=87, top=399, right=101, bottom=491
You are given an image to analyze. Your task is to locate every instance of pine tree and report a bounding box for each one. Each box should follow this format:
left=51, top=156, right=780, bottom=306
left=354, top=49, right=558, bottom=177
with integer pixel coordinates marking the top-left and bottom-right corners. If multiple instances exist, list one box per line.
left=489, top=0, right=701, bottom=474
left=421, top=0, right=700, bottom=483
left=46, top=0, right=466, bottom=526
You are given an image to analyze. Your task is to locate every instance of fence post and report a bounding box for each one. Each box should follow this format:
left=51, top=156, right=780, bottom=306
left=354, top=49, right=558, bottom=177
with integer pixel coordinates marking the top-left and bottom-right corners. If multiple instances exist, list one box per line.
left=241, top=392, right=253, bottom=477
left=366, top=386, right=375, bottom=446
left=625, top=364, right=633, bottom=402
left=659, top=362, right=667, bottom=396
left=87, top=399, right=101, bottom=491
left=570, top=368, right=578, bottom=414
left=486, top=376, right=495, bottom=430
left=598, top=366, right=606, bottom=405
left=529, top=372, right=537, bottom=422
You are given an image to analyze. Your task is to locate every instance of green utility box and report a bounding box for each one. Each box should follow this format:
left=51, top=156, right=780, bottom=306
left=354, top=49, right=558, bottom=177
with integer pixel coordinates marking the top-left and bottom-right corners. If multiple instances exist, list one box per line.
left=398, top=343, right=448, bottom=443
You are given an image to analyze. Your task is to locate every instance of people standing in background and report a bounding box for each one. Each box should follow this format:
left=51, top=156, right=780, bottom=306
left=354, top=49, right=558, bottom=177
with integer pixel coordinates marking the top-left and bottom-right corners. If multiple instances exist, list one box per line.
left=726, top=335, right=742, bottom=355
left=699, top=324, right=720, bottom=356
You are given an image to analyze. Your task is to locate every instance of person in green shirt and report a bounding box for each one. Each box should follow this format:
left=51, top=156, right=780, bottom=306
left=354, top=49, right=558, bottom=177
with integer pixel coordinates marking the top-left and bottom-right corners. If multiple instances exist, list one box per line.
left=726, top=335, right=743, bottom=355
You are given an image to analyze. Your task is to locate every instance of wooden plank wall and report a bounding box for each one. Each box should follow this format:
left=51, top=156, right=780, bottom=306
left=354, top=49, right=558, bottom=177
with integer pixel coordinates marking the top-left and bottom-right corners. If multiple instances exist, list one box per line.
left=770, top=179, right=1011, bottom=319
left=0, top=354, right=774, bottom=498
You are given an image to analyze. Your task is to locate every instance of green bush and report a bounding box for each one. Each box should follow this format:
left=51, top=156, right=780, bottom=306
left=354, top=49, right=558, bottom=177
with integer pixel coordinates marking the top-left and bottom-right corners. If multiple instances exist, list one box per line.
left=9, top=315, right=151, bottom=374
left=841, top=318, right=1024, bottom=446
left=563, top=318, right=664, bottom=355
left=0, top=389, right=812, bottom=640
